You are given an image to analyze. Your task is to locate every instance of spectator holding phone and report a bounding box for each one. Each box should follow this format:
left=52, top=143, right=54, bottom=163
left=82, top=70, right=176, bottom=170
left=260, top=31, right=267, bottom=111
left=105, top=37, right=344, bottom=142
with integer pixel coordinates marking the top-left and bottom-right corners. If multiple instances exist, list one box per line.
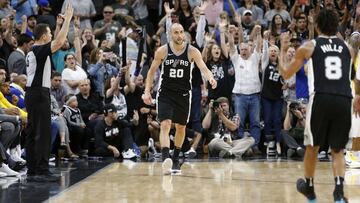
left=88, top=48, right=119, bottom=97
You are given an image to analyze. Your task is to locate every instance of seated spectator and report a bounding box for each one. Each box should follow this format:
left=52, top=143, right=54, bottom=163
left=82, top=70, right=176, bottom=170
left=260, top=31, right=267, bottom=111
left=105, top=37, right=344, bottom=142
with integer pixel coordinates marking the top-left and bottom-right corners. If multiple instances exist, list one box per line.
left=61, top=53, right=88, bottom=95
left=50, top=72, right=67, bottom=107
left=202, top=97, right=254, bottom=158
left=8, top=74, right=26, bottom=110
left=126, top=75, right=150, bottom=150
left=0, top=67, right=27, bottom=118
left=62, top=94, right=88, bottom=155
left=282, top=101, right=306, bottom=158
left=50, top=95, right=78, bottom=159
left=1, top=81, right=24, bottom=109
left=0, top=144, right=19, bottom=177
left=76, top=79, right=104, bottom=125
left=7, top=34, right=33, bottom=75
left=88, top=48, right=119, bottom=97
left=0, top=107, right=26, bottom=176
left=94, top=103, right=137, bottom=159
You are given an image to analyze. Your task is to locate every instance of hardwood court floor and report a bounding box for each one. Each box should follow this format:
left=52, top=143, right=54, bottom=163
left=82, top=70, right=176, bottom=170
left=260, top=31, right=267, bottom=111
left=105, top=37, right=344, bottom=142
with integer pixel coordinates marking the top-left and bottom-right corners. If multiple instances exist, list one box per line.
left=47, top=160, right=360, bottom=203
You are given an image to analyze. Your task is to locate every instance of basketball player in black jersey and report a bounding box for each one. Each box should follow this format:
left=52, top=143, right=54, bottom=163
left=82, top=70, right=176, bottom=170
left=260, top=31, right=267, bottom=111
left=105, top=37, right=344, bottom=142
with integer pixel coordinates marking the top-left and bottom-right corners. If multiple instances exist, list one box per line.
left=143, top=23, right=217, bottom=175
left=279, top=9, right=360, bottom=203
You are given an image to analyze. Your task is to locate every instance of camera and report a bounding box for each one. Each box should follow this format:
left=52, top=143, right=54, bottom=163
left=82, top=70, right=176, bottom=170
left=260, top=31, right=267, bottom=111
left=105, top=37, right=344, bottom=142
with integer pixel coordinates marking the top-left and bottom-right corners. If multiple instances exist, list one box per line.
left=212, top=101, right=220, bottom=109
left=289, top=102, right=300, bottom=111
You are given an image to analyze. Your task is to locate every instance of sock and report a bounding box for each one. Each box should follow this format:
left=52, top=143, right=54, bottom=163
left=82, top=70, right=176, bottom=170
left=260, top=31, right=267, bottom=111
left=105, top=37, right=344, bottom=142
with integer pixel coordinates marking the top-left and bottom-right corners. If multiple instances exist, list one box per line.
left=161, top=147, right=170, bottom=161
left=305, top=177, right=314, bottom=187
left=173, top=147, right=181, bottom=161
left=305, top=177, right=316, bottom=200
left=333, top=176, right=344, bottom=199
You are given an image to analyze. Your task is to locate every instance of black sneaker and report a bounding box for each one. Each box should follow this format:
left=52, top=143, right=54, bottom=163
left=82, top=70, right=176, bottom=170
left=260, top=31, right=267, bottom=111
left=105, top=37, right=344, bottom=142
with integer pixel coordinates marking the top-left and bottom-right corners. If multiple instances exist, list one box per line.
left=296, top=178, right=316, bottom=202
left=296, top=148, right=305, bottom=158
left=12, top=161, right=26, bottom=172
left=287, top=149, right=295, bottom=158
left=171, top=159, right=182, bottom=175
left=334, top=191, right=348, bottom=203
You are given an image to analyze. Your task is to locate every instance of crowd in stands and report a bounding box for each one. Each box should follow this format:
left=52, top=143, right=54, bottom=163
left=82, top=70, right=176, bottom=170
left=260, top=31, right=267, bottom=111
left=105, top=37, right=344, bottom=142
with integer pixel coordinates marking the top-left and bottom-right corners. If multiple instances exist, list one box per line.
left=0, top=0, right=359, bottom=176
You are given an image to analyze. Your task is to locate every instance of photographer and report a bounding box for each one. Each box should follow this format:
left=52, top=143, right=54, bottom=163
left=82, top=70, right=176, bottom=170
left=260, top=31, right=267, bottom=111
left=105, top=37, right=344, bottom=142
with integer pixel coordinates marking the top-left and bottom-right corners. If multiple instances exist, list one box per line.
left=202, top=97, right=254, bottom=158
left=282, top=101, right=306, bottom=158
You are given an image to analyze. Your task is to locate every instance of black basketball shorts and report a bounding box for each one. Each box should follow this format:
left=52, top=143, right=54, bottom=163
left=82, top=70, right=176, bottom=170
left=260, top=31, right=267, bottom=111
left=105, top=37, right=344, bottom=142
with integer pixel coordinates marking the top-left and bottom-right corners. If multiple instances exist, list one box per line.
left=304, top=93, right=352, bottom=150
left=156, top=89, right=191, bottom=125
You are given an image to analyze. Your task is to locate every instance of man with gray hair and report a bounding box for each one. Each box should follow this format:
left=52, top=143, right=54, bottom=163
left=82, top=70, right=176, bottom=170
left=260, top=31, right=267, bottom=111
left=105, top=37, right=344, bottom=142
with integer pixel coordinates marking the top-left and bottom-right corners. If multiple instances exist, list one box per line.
left=228, top=24, right=262, bottom=153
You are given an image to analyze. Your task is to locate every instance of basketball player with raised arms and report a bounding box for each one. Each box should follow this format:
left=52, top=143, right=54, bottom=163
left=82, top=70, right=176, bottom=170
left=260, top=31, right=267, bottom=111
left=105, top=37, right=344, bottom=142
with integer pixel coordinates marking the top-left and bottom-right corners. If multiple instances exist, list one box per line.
left=279, top=9, right=360, bottom=203
left=143, top=23, right=217, bottom=175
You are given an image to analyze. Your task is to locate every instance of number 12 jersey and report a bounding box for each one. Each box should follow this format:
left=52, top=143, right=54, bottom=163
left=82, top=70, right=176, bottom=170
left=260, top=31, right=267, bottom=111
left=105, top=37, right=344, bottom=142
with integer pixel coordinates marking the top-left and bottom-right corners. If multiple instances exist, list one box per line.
left=307, top=36, right=352, bottom=98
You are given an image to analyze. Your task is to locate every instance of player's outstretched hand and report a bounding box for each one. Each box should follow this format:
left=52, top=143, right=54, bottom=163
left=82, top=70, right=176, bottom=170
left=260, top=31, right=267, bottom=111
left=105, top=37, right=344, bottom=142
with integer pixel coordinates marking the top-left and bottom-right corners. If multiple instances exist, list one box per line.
left=354, top=95, right=360, bottom=117
left=209, top=78, right=217, bottom=89
left=142, top=92, right=153, bottom=105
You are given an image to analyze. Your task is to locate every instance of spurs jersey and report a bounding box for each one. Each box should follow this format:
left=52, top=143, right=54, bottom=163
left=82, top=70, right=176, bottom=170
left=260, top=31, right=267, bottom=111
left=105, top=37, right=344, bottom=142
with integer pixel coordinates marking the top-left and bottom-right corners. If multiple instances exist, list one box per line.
left=159, top=43, right=193, bottom=93
left=307, top=36, right=352, bottom=98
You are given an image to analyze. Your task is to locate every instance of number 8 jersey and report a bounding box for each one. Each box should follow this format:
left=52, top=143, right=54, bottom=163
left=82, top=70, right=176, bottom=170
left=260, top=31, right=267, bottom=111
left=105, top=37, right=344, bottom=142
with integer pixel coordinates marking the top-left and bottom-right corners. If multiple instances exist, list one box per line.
left=307, top=36, right=352, bottom=98
left=159, top=43, right=193, bottom=93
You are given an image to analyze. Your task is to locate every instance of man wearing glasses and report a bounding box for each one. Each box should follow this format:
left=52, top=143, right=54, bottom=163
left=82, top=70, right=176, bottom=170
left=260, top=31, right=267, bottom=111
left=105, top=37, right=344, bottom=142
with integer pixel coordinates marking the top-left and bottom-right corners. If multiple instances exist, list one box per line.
left=93, top=6, right=123, bottom=44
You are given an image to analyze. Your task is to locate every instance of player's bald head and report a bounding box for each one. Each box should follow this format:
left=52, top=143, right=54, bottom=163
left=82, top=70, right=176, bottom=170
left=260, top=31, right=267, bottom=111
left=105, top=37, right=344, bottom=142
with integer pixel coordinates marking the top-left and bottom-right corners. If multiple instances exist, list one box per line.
left=171, top=23, right=184, bottom=32
left=170, top=23, right=185, bottom=45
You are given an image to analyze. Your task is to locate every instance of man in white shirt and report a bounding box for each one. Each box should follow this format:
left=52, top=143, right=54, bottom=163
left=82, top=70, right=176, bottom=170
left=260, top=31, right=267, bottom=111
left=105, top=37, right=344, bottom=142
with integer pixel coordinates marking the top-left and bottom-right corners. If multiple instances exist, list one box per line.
left=229, top=24, right=262, bottom=151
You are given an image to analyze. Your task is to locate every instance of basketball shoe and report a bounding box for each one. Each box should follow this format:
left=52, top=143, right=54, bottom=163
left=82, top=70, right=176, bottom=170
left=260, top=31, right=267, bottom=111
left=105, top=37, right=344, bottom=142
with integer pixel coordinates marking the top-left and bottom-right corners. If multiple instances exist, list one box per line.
left=162, top=158, right=173, bottom=175
left=296, top=178, right=317, bottom=202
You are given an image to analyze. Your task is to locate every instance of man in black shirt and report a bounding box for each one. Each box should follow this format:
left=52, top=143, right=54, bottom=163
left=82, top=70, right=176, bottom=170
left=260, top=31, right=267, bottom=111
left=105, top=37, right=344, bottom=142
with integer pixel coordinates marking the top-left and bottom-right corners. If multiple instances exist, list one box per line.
left=76, top=79, right=104, bottom=125
left=25, top=4, right=73, bottom=182
left=94, top=104, right=136, bottom=159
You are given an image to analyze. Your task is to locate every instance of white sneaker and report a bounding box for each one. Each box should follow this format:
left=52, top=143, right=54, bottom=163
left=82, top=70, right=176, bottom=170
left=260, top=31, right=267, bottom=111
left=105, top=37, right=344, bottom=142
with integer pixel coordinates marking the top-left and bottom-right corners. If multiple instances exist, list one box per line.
left=345, top=151, right=360, bottom=168
left=148, top=138, right=157, bottom=154
left=122, top=149, right=137, bottom=159
left=15, top=145, right=26, bottom=163
left=10, top=149, right=26, bottom=164
left=0, top=171, right=7, bottom=177
left=184, top=148, right=197, bottom=159
left=0, top=163, right=19, bottom=177
left=162, top=158, right=173, bottom=175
